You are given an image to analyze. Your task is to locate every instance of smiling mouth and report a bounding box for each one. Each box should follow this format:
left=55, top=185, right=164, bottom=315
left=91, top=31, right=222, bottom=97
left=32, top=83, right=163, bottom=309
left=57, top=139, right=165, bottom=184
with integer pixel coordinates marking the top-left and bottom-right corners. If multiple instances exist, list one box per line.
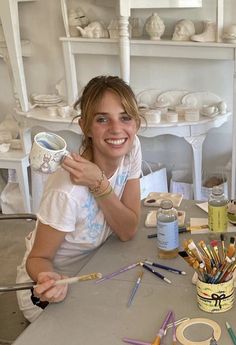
left=105, top=139, right=127, bottom=145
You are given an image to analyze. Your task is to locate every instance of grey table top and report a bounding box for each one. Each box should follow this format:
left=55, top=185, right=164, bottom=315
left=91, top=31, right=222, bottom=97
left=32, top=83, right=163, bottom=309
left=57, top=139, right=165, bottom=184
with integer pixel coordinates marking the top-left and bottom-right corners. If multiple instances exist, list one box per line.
left=13, top=200, right=236, bottom=345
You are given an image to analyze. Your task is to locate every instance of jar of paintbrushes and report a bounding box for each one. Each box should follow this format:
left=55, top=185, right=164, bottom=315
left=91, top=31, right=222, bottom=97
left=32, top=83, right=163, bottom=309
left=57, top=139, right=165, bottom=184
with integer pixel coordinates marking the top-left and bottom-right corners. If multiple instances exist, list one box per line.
left=179, top=235, right=235, bottom=313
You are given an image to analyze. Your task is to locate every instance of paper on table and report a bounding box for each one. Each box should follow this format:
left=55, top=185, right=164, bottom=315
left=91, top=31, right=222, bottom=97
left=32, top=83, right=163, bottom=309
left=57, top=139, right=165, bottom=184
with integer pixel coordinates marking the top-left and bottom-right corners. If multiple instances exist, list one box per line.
left=189, top=218, right=209, bottom=234
left=190, top=218, right=236, bottom=234
left=196, top=202, right=208, bottom=213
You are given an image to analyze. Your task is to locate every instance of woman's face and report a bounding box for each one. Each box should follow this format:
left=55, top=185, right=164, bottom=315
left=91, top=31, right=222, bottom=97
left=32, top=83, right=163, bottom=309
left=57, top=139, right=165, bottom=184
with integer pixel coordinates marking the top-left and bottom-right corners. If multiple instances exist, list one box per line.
left=88, top=90, right=137, bottom=162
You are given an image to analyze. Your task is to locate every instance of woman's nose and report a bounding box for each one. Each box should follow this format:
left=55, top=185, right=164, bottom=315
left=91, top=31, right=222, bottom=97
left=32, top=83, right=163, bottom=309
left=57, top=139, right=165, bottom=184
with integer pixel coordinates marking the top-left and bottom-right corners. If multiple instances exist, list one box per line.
left=109, top=120, right=121, bottom=133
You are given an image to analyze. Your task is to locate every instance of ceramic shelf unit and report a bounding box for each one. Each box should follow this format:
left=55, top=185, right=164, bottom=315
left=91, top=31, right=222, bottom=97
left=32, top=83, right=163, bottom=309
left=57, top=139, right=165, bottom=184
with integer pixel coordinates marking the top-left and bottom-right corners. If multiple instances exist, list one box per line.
left=15, top=107, right=231, bottom=206
left=0, top=0, right=36, bottom=112
left=58, top=0, right=236, bottom=200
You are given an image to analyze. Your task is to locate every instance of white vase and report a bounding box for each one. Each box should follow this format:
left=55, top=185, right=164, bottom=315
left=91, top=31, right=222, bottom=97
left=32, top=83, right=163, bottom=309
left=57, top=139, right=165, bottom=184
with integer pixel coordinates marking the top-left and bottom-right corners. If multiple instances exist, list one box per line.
left=145, top=13, right=165, bottom=40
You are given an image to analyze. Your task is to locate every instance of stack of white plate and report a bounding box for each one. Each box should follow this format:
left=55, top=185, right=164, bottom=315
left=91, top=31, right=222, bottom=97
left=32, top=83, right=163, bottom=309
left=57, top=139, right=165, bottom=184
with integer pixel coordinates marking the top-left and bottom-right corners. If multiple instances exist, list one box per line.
left=31, top=94, right=63, bottom=107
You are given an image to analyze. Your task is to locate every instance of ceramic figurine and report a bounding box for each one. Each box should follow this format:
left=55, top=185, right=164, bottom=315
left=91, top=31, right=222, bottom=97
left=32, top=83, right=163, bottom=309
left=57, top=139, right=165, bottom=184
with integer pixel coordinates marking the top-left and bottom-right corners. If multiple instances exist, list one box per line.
left=191, top=21, right=216, bottom=42
left=223, top=24, right=236, bottom=43
left=145, top=13, right=165, bottom=40
left=68, top=8, right=89, bottom=37
left=172, top=19, right=195, bottom=41
left=77, top=21, right=109, bottom=38
left=108, top=19, right=120, bottom=39
left=131, top=17, right=142, bottom=38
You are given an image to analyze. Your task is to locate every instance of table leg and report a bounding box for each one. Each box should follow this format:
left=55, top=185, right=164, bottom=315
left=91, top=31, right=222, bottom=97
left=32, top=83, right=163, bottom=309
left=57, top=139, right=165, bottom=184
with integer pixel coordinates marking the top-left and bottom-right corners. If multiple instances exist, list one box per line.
left=184, top=135, right=206, bottom=200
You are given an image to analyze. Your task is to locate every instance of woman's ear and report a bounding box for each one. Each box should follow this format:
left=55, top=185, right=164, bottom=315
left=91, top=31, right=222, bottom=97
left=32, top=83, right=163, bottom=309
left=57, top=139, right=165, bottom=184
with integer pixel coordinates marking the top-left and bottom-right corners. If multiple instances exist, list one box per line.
left=79, top=118, right=84, bottom=131
left=79, top=118, right=92, bottom=137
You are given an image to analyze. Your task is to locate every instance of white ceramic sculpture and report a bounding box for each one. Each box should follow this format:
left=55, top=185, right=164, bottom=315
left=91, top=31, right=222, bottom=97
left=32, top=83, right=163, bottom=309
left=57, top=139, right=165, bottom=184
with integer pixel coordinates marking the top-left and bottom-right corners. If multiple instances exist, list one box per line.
left=77, top=21, right=109, bottom=38
left=223, top=24, right=236, bottom=43
left=131, top=17, right=142, bottom=38
left=191, top=21, right=216, bottom=42
left=68, top=8, right=89, bottom=37
left=145, top=13, right=165, bottom=40
left=172, top=19, right=195, bottom=41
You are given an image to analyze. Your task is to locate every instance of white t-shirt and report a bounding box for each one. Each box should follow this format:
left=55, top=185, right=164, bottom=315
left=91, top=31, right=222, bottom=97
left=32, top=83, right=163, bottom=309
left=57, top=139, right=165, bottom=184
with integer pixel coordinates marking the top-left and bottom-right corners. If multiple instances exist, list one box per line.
left=35, top=135, right=142, bottom=267
left=16, top=136, right=141, bottom=321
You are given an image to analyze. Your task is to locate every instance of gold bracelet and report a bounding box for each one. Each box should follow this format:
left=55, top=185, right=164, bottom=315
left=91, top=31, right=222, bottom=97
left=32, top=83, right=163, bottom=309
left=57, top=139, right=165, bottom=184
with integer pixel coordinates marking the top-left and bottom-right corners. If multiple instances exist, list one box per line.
left=94, top=184, right=113, bottom=199
left=93, top=181, right=110, bottom=196
left=89, top=170, right=105, bottom=194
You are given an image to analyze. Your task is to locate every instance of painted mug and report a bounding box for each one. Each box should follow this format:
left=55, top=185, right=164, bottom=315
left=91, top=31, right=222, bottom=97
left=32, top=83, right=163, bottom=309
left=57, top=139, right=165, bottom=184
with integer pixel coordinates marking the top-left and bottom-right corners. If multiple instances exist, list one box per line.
left=30, top=132, right=69, bottom=174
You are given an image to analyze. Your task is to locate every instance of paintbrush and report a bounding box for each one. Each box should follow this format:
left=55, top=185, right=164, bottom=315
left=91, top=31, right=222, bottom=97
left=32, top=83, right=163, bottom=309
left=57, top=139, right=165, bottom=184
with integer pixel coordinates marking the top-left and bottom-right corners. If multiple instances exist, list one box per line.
left=96, top=262, right=140, bottom=283
left=127, top=271, right=144, bottom=307
left=0, top=272, right=102, bottom=292
left=151, top=311, right=173, bottom=345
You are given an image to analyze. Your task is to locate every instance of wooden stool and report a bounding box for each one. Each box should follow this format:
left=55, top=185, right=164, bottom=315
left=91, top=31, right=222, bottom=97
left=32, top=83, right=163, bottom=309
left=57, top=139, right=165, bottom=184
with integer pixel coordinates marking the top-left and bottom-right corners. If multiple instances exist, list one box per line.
left=0, top=150, right=31, bottom=213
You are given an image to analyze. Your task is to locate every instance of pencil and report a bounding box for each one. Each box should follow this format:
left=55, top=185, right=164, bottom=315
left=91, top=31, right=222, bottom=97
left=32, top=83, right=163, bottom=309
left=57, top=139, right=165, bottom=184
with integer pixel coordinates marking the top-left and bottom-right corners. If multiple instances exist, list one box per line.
left=141, top=263, right=171, bottom=284
left=226, top=321, right=236, bottom=345
left=127, top=271, right=144, bottom=307
left=144, top=260, right=186, bottom=275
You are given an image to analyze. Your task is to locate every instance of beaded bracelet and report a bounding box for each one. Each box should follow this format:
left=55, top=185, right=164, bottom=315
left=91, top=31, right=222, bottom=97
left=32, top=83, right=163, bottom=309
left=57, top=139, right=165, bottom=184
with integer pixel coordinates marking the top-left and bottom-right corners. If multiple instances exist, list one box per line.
left=89, top=170, right=105, bottom=194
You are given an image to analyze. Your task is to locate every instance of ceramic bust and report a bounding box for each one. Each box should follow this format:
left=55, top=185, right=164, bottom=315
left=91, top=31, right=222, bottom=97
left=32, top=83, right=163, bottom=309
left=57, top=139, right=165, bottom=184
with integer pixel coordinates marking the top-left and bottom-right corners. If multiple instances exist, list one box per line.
left=77, top=21, right=109, bottom=39
left=145, top=13, right=165, bottom=40
left=172, top=19, right=195, bottom=41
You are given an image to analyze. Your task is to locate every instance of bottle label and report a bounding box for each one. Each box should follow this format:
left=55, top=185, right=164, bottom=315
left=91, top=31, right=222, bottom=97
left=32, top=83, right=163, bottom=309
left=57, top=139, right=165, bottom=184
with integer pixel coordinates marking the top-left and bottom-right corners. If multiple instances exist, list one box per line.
left=157, top=220, right=179, bottom=250
left=208, top=204, right=228, bottom=232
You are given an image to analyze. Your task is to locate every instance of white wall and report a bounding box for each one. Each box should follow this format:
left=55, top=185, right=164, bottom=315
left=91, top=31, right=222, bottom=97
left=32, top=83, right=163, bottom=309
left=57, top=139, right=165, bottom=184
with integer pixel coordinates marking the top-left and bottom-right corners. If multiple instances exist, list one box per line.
left=0, top=0, right=236, bottom=184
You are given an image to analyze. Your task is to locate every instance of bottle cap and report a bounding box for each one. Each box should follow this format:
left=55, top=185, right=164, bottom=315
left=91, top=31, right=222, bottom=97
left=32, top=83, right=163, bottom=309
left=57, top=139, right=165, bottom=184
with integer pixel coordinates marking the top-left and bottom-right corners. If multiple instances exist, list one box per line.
left=212, top=185, right=224, bottom=196
left=160, top=199, right=173, bottom=209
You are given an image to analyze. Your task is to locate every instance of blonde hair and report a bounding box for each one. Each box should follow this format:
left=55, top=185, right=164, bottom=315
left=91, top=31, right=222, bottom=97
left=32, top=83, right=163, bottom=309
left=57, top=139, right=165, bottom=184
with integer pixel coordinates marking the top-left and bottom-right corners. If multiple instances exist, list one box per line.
left=74, top=75, right=141, bottom=160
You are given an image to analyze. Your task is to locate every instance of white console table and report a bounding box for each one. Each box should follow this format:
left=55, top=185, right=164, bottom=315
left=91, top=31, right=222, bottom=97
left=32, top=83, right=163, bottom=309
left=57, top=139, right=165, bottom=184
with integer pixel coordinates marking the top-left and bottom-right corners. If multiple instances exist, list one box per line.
left=15, top=108, right=231, bottom=201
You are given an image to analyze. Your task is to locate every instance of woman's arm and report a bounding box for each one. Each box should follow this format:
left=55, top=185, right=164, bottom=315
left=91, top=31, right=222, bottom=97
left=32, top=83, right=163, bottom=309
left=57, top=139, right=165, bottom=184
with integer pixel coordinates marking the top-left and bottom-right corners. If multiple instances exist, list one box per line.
left=95, top=178, right=140, bottom=241
left=26, top=222, right=68, bottom=302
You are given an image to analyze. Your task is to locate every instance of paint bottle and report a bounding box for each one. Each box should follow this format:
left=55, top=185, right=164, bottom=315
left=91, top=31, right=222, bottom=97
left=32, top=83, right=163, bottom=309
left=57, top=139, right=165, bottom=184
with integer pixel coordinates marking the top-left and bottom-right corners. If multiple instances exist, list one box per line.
left=208, top=185, right=228, bottom=232
left=156, top=199, right=179, bottom=259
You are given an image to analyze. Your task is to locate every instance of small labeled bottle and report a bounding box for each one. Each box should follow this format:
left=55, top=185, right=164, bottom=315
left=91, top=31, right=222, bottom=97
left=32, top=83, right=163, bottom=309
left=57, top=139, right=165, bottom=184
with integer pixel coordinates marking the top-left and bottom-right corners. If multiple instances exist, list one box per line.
left=156, top=199, right=179, bottom=259
left=208, top=185, right=228, bottom=232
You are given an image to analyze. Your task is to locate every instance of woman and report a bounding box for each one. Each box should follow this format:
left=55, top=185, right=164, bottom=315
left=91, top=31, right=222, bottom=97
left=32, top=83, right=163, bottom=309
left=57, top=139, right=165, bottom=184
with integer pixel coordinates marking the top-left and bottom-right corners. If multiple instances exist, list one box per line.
left=16, top=75, right=142, bottom=322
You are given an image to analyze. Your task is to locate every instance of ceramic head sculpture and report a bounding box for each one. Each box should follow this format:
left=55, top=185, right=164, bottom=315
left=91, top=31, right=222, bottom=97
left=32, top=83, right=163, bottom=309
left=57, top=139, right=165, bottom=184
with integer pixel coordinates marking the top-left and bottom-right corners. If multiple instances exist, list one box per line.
left=172, top=19, right=195, bottom=41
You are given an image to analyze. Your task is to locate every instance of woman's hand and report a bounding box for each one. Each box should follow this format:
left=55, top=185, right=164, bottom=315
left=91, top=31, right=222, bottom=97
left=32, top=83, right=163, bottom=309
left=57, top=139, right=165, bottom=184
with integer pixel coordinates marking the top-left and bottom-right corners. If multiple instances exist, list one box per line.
left=62, top=153, right=103, bottom=188
left=33, top=271, right=68, bottom=303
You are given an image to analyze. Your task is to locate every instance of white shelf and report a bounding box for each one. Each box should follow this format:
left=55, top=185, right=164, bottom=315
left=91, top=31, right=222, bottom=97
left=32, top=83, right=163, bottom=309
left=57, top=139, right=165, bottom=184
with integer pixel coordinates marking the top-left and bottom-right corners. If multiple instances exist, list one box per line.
left=60, top=37, right=236, bottom=61
left=95, top=0, right=202, bottom=9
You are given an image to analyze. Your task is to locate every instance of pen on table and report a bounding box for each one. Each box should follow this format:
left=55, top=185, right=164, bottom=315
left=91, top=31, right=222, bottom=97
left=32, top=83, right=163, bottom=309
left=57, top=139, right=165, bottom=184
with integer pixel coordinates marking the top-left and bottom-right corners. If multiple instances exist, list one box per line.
left=226, top=321, right=236, bottom=345
left=144, top=260, right=186, bottom=275
left=127, top=271, right=144, bottom=307
left=140, top=263, right=171, bottom=284
left=96, top=262, right=140, bottom=283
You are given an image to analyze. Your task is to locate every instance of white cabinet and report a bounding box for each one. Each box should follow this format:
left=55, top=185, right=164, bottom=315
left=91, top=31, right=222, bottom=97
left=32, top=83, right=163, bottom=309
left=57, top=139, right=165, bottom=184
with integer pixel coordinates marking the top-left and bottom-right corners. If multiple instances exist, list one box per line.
left=0, top=0, right=36, bottom=112
left=59, top=1, right=235, bottom=199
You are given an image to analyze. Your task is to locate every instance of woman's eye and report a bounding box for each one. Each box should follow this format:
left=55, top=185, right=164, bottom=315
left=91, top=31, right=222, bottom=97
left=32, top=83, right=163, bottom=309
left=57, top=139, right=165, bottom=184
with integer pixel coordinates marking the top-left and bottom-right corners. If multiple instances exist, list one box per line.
left=96, top=116, right=108, bottom=123
left=121, top=114, right=132, bottom=122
